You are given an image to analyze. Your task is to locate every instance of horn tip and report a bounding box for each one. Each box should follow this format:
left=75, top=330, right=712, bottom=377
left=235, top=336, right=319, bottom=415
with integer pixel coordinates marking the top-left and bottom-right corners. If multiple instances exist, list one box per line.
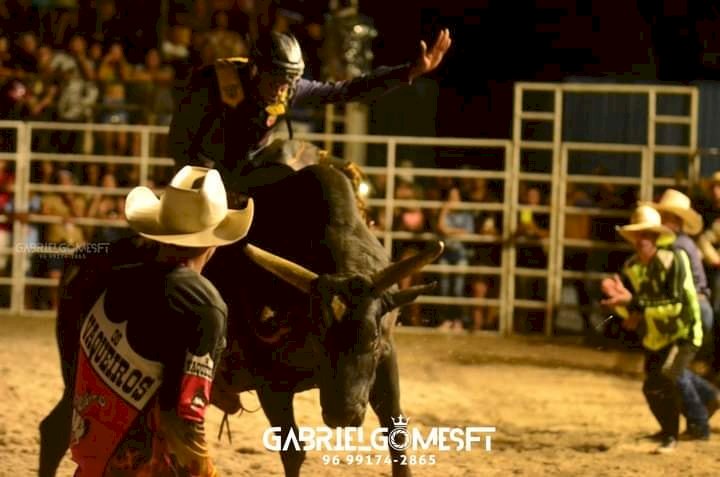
left=432, top=241, right=445, bottom=260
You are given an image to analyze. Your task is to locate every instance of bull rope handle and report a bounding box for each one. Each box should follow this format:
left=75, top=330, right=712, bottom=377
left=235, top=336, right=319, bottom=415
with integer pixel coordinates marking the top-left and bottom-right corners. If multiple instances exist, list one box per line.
left=218, top=413, right=233, bottom=444
left=218, top=412, right=232, bottom=444
left=216, top=391, right=263, bottom=443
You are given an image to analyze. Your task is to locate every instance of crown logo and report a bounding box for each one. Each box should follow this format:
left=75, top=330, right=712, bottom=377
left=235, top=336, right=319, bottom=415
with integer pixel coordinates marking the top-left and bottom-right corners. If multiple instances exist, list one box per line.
left=391, top=415, right=409, bottom=428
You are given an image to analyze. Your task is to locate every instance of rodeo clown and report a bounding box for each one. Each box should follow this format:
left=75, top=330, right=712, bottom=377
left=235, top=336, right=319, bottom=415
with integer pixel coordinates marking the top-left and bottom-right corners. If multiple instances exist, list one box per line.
left=168, top=28, right=452, bottom=192
left=601, top=205, right=717, bottom=453
left=68, top=167, right=253, bottom=476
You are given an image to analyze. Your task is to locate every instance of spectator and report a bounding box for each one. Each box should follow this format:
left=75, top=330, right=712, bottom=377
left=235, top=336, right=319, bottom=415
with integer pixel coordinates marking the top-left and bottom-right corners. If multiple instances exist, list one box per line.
left=516, top=184, right=548, bottom=296
left=518, top=185, right=549, bottom=240
left=41, top=169, right=86, bottom=310
left=89, top=172, right=131, bottom=244
left=564, top=183, right=596, bottom=339
left=56, top=168, right=84, bottom=211
left=394, top=179, right=426, bottom=233
left=470, top=276, right=499, bottom=331
left=465, top=176, right=501, bottom=269
left=369, top=206, right=387, bottom=232
left=0, top=35, right=12, bottom=76
left=371, top=173, right=387, bottom=198
left=98, top=82, right=129, bottom=155
left=87, top=41, right=103, bottom=71
left=436, top=186, right=475, bottom=331
left=92, top=0, right=125, bottom=45
left=162, top=24, right=193, bottom=85
left=392, top=178, right=427, bottom=262
left=465, top=177, right=499, bottom=234
left=396, top=246, right=424, bottom=327
left=8, top=31, right=39, bottom=73
left=0, top=3, right=40, bottom=44
left=26, top=161, right=55, bottom=283
left=66, top=34, right=96, bottom=81
left=205, top=10, right=250, bottom=61
left=96, top=42, right=131, bottom=83
left=174, top=0, right=212, bottom=34
left=515, top=184, right=549, bottom=333
left=42, top=6, right=81, bottom=53
left=0, top=79, right=31, bottom=129
left=27, top=45, right=59, bottom=122
left=462, top=176, right=497, bottom=203
left=0, top=159, right=14, bottom=276
left=87, top=172, right=119, bottom=218
left=81, top=163, right=101, bottom=191
left=129, top=48, right=175, bottom=127
left=55, top=61, right=99, bottom=154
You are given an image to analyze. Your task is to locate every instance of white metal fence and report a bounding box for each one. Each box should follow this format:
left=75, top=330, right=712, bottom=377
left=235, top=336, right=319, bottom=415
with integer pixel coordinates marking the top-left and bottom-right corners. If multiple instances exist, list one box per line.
left=0, top=81, right=704, bottom=335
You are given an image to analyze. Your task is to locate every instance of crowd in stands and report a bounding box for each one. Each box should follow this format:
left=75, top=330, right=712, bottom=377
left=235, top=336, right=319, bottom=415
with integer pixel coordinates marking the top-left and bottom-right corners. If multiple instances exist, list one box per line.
left=364, top=164, right=720, bottom=349
left=2, top=1, right=720, bottom=369
left=0, top=0, right=328, bottom=309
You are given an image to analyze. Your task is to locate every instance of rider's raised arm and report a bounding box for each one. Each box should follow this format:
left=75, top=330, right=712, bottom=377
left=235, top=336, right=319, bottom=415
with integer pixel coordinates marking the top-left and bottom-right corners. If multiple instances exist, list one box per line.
left=291, top=28, right=451, bottom=107
left=291, top=63, right=413, bottom=106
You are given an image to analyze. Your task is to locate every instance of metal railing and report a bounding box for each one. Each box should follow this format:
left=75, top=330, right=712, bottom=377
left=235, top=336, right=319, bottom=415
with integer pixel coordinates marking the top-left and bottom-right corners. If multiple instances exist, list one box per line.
left=512, top=81, right=698, bottom=335
left=0, top=81, right=704, bottom=334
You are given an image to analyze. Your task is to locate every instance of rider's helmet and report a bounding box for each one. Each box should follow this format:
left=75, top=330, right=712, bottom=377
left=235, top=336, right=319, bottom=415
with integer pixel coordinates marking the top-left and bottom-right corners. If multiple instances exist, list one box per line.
left=251, top=31, right=305, bottom=84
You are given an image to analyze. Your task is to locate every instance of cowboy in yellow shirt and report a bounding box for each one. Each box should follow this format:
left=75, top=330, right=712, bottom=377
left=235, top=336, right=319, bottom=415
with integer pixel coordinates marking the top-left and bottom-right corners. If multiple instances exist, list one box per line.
left=602, top=205, right=718, bottom=452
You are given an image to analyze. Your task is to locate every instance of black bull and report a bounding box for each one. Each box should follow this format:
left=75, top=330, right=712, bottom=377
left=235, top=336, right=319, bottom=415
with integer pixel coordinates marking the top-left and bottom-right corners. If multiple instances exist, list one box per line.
left=38, top=143, right=443, bottom=477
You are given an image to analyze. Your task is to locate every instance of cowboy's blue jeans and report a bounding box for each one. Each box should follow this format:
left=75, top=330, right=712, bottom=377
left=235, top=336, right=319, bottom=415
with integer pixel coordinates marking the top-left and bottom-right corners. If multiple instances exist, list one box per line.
left=687, top=371, right=718, bottom=408
left=663, top=343, right=711, bottom=433
left=699, top=298, right=714, bottom=346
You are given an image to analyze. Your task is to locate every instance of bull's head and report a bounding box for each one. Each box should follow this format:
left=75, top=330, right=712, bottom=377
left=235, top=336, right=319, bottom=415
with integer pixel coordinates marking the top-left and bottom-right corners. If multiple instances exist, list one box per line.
left=244, top=242, right=443, bottom=427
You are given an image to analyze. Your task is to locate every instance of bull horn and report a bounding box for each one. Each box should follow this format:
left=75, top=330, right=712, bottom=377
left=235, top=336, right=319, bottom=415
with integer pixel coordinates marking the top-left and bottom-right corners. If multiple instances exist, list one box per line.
left=371, top=241, right=445, bottom=294
left=385, top=282, right=438, bottom=311
left=244, top=244, right=319, bottom=294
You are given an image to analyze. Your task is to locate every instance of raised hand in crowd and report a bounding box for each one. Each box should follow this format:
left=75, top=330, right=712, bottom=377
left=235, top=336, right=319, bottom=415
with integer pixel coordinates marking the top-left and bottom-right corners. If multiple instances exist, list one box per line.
left=98, top=42, right=131, bottom=82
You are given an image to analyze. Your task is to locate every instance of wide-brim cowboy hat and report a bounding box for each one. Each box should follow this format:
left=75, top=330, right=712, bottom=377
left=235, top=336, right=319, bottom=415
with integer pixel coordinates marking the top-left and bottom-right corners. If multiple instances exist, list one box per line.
left=125, top=166, right=254, bottom=247
left=640, top=188, right=703, bottom=236
left=616, top=205, right=675, bottom=244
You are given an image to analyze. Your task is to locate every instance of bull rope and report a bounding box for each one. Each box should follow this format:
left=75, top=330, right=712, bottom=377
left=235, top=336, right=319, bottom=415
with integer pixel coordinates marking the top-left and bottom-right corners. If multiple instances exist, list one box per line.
left=217, top=391, right=262, bottom=443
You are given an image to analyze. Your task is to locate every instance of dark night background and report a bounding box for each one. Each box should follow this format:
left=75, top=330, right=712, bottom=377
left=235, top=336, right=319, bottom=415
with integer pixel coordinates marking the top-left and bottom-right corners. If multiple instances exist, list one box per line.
left=5, top=0, right=720, bottom=141
left=361, top=0, right=720, bottom=139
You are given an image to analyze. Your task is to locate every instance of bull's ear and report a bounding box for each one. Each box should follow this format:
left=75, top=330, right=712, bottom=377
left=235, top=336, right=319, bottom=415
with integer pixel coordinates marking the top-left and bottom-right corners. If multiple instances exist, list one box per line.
left=384, top=282, right=437, bottom=312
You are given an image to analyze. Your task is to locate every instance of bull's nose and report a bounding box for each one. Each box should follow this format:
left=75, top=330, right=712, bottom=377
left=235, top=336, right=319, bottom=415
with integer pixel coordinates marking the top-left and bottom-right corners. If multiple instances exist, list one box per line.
left=322, top=406, right=365, bottom=428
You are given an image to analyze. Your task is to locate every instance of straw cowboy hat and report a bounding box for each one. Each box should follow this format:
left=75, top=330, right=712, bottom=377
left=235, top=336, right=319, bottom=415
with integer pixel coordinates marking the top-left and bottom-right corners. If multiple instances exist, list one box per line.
left=710, top=171, right=720, bottom=183
left=125, top=166, right=254, bottom=247
left=616, top=205, right=675, bottom=244
left=641, top=188, right=703, bottom=236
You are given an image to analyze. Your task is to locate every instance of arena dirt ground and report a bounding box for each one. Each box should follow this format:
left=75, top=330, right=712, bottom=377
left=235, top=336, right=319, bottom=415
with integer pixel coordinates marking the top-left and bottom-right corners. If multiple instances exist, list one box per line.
left=2, top=315, right=720, bottom=477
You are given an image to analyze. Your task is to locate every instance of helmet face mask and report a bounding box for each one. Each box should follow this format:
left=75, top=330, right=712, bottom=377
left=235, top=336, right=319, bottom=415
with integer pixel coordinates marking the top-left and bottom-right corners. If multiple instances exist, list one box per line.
left=259, top=64, right=302, bottom=84
left=255, top=69, right=294, bottom=107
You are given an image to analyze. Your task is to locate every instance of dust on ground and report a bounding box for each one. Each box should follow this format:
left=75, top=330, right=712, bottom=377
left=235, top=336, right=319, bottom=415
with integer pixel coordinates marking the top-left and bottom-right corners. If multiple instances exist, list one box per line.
left=1, top=315, right=720, bottom=477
